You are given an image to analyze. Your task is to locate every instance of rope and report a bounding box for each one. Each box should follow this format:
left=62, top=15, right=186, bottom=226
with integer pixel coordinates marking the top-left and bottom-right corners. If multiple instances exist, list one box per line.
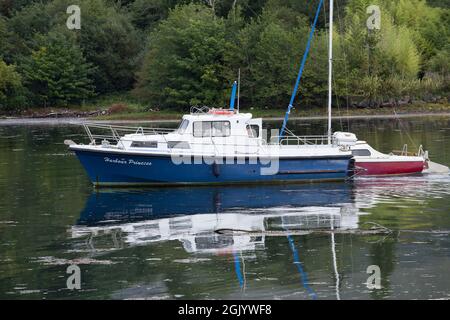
left=393, top=108, right=418, bottom=150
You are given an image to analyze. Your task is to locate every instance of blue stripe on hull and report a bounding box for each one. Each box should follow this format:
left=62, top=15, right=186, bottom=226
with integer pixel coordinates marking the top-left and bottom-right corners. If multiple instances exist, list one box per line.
left=73, top=150, right=353, bottom=186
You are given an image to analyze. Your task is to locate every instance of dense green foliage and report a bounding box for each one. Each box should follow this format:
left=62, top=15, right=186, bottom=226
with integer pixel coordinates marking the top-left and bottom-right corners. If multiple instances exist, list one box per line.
left=0, top=59, right=26, bottom=109
left=0, top=0, right=448, bottom=111
left=134, top=4, right=229, bottom=107
left=21, top=32, right=95, bottom=107
left=333, top=0, right=449, bottom=106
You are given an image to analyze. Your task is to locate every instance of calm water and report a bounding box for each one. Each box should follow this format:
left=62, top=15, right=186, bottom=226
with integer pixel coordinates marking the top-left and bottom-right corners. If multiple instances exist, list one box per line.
left=0, top=116, right=450, bottom=300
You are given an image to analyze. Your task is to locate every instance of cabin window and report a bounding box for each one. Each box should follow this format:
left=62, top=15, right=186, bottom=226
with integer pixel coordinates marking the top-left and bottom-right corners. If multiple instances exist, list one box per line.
left=212, top=121, right=231, bottom=137
left=177, top=119, right=189, bottom=134
left=131, top=141, right=158, bottom=148
left=352, top=149, right=371, bottom=156
left=193, top=122, right=201, bottom=137
left=246, top=125, right=259, bottom=138
left=167, top=141, right=190, bottom=149
left=193, top=121, right=231, bottom=137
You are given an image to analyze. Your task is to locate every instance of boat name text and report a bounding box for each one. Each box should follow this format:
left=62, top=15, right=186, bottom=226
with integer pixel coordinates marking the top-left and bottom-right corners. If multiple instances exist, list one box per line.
left=104, top=157, right=152, bottom=166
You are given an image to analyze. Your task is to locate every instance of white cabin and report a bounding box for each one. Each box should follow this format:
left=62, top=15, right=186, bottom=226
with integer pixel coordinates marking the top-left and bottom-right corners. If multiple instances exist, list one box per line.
left=119, top=109, right=262, bottom=155
left=72, top=108, right=353, bottom=163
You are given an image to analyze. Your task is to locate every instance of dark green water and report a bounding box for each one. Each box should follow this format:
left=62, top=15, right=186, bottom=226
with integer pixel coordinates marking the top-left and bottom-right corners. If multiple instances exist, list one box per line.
left=0, top=116, right=450, bottom=300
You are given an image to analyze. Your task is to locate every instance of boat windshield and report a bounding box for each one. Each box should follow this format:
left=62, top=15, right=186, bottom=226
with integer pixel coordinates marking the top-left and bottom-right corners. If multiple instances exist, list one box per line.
left=177, top=119, right=189, bottom=134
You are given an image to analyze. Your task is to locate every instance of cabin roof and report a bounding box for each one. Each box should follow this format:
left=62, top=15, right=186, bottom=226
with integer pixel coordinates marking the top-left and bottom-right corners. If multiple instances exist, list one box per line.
left=183, top=112, right=253, bottom=122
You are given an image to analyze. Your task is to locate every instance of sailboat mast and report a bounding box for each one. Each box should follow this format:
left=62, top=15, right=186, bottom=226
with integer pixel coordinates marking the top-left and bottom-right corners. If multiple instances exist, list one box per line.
left=327, top=0, right=334, bottom=144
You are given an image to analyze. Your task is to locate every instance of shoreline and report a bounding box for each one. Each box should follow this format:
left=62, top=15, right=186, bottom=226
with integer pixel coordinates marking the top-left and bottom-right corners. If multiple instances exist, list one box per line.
left=2, top=101, right=449, bottom=124
left=1, top=112, right=450, bottom=125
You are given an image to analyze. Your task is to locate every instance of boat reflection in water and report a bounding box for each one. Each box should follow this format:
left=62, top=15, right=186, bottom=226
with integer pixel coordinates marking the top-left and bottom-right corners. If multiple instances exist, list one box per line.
left=71, top=183, right=359, bottom=254
left=70, top=183, right=362, bottom=299
left=68, top=176, right=447, bottom=299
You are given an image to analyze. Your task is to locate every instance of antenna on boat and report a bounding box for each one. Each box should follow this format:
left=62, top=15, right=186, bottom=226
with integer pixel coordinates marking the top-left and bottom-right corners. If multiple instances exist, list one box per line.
left=327, top=0, right=334, bottom=144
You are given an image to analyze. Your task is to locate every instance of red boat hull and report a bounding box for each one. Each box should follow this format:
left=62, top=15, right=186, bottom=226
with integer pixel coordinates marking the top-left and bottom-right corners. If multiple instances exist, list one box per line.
left=355, top=160, right=425, bottom=176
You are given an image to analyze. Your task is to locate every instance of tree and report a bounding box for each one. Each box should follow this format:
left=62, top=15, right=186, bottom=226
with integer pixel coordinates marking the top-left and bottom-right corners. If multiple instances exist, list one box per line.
left=21, top=33, right=95, bottom=107
left=0, top=0, right=51, bottom=17
left=251, top=23, right=297, bottom=107
left=127, top=0, right=172, bottom=30
left=4, top=0, right=143, bottom=94
left=134, top=4, right=229, bottom=109
left=380, top=0, right=449, bottom=62
left=75, top=0, right=143, bottom=93
left=1, top=0, right=447, bottom=110
left=0, top=60, right=26, bottom=110
left=0, top=16, right=7, bottom=58
left=427, top=46, right=450, bottom=95
left=127, top=0, right=196, bottom=30
left=377, top=20, right=420, bottom=78
left=2, top=1, right=51, bottom=64
left=427, top=0, right=450, bottom=8
left=428, top=48, right=450, bottom=78
left=335, top=0, right=422, bottom=106
left=225, top=6, right=328, bottom=109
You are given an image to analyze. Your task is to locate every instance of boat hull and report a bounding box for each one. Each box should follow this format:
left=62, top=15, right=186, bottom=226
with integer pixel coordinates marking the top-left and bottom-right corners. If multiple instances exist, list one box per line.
left=72, top=148, right=354, bottom=186
left=355, top=160, right=425, bottom=176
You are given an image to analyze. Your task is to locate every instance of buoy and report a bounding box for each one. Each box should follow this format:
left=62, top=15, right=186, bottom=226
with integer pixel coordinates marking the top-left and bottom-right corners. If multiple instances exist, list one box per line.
left=208, top=108, right=234, bottom=115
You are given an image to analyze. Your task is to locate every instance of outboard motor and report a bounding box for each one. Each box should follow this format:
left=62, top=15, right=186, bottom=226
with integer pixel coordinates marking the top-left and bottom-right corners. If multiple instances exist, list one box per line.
left=333, top=132, right=357, bottom=147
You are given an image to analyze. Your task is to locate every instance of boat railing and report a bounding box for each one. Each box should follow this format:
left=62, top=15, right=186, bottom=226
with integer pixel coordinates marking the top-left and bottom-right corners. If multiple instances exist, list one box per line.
left=271, top=127, right=330, bottom=146
left=272, top=132, right=330, bottom=146
left=81, top=122, right=267, bottom=152
left=391, top=144, right=427, bottom=158
left=80, top=122, right=332, bottom=154
left=82, top=122, right=174, bottom=145
left=275, top=135, right=330, bottom=146
left=190, top=105, right=210, bottom=114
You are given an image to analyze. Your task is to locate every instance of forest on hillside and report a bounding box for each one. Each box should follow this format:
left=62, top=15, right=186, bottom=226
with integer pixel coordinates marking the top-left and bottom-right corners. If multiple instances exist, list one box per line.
left=0, top=0, right=449, bottom=112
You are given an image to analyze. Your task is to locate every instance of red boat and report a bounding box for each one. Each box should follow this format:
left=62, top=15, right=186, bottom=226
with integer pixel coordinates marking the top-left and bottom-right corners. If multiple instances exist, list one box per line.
left=333, top=132, right=428, bottom=176
left=351, top=142, right=427, bottom=176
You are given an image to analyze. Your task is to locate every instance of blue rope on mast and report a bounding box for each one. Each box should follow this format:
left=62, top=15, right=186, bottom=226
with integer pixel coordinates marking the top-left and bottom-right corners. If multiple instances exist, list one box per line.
left=279, top=0, right=324, bottom=141
left=229, top=81, right=237, bottom=111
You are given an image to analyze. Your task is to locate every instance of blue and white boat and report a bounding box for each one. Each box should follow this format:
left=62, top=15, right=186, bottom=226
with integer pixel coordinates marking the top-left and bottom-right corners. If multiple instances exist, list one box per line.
left=66, top=0, right=355, bottom=187
left=66, top=107, right=354, bottom=186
